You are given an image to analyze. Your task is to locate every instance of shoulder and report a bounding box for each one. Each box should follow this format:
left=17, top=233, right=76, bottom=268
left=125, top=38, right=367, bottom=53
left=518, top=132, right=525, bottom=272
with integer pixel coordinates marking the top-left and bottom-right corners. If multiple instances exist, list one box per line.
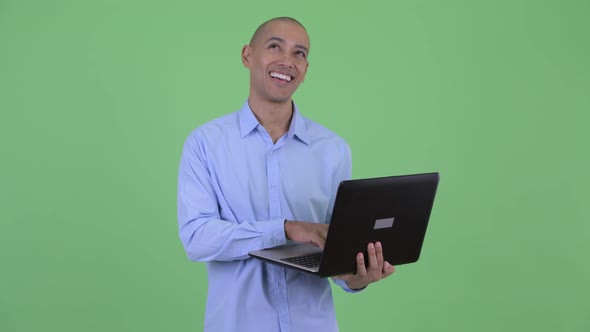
left=301, top=115, right=351, bottom=154
left=181, top=112, right=239, bottom=159
left=186, top=112, right=239, bottom=144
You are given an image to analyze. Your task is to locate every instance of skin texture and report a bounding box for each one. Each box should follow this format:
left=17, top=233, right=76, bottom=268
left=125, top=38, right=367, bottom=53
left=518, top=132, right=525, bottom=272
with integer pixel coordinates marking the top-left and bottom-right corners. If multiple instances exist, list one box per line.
left=332, top=242, right=395, bottom=290
left=244, top=18, right=395, bottom=290
left=241, top=18, right=309, bottom=142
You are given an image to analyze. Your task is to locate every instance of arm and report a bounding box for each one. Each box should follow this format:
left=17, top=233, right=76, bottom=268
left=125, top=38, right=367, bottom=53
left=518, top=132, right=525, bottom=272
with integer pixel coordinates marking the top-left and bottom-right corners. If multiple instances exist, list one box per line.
left=177, top=133, right=287, bottom=262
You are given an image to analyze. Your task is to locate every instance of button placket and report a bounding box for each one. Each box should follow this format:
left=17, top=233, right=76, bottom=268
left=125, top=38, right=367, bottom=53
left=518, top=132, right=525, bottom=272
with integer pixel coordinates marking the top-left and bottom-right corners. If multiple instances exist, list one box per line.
left=267, top=148, right=281, bottom=221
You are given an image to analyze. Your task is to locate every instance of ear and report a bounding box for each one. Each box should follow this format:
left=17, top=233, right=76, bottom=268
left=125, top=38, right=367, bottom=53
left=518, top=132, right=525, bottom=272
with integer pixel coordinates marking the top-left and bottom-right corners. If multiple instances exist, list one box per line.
left=241, top=45, right=251, bottom=68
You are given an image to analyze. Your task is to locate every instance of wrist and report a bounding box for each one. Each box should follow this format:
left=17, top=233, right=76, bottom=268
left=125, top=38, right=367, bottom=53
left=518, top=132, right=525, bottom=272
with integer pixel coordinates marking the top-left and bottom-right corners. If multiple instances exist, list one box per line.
left=345, top=280, right=367, bottom=291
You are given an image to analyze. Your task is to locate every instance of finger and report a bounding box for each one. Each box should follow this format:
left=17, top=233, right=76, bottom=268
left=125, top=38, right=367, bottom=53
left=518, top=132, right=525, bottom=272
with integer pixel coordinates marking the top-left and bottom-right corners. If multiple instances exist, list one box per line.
left=309, top=225, right=324, bottom=249
left=382, top=261, right=395, bottom=278
left=356, top=252, right=367, bottom=277
left=367, top=243, right=378, bottom=270
left=375, top=241, right=384, bottom=268
left=315, top=236, right=325, bottom=249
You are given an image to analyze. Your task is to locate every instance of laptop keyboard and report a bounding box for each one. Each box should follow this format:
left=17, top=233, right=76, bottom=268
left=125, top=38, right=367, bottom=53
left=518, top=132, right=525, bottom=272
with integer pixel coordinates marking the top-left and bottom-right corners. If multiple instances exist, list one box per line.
left=280, top=253, right=322, bottom=268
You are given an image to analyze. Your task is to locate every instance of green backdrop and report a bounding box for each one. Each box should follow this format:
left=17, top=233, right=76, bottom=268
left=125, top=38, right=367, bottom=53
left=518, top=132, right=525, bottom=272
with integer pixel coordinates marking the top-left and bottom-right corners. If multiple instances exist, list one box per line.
left=1, top=0, right=588, bottom=331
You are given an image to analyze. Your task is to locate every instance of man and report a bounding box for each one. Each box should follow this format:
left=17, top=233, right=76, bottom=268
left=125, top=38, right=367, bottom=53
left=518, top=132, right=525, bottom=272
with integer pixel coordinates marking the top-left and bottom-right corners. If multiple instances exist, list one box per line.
left=177, top=17, right=395, bottom=331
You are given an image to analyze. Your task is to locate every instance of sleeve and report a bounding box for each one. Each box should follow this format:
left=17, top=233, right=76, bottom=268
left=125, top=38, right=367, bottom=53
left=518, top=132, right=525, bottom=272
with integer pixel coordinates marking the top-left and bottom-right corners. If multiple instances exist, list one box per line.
left=177, top=132, right=287, bottom=262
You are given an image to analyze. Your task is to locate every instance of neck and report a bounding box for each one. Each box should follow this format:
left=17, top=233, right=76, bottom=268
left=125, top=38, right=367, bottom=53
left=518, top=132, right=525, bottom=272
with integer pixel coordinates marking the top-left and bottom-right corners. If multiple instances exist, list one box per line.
left=248, top=98, right=294, bottom=143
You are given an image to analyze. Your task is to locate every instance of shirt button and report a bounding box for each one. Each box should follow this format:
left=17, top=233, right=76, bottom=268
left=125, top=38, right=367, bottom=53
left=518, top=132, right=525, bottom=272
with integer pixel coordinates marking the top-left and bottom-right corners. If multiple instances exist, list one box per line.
left=271, top=184, right=277, bottom=190
left=272, top=237, right=278, bottom=244
left=277, top=283, right=284, bottom=290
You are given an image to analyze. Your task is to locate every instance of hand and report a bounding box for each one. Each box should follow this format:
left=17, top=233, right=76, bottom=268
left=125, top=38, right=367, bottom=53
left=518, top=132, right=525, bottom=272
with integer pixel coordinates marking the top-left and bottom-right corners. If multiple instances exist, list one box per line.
left=333, top=241, right=395, bottom=290
left=284, top=220, right=329, bottom=249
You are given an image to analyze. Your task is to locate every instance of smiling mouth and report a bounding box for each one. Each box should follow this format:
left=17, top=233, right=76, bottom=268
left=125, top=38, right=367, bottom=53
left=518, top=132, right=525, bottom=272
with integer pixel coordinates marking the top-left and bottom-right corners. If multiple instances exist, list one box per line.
left=269, top=71, right=293, bottom=82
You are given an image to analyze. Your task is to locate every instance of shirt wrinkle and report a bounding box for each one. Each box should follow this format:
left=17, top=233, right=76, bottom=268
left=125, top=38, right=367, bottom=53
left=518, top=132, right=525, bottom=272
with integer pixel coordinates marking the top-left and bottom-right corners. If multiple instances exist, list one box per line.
left=178, top=101, right=354, bottom=332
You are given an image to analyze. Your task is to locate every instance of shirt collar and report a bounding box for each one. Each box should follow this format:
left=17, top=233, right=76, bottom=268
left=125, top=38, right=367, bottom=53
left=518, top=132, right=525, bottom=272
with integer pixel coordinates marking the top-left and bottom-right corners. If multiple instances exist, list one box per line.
left=238, top=101, right=260, bottom=138
left=238, top=101, right=310, bottom=145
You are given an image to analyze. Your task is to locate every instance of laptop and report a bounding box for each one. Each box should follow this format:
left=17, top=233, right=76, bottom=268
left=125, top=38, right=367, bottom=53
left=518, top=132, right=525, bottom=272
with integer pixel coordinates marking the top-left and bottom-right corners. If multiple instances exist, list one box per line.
left=248, top=172, right=440, bottom=277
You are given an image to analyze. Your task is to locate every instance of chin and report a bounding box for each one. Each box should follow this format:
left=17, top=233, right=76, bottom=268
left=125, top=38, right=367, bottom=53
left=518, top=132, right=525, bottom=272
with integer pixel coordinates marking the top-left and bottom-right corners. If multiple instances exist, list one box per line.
left=268, top=95, right=293, bottom=104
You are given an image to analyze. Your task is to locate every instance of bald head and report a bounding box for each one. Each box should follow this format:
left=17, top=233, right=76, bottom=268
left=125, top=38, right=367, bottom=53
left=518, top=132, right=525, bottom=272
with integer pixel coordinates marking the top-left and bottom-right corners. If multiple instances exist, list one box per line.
left=250, top=17, right=308, bottom=47
left=241, top=17, right=310, bottom=108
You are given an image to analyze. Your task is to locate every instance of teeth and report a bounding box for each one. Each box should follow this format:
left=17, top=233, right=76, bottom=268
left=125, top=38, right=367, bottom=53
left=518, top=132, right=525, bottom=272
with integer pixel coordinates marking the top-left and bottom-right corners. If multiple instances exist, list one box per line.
left=270, top=72, right=292, bottom=82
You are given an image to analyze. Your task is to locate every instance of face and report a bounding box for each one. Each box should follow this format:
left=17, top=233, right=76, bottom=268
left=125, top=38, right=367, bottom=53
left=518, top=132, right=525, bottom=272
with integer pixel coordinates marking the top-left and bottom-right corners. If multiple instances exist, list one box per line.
left=242, top=20, right=310, bottom=106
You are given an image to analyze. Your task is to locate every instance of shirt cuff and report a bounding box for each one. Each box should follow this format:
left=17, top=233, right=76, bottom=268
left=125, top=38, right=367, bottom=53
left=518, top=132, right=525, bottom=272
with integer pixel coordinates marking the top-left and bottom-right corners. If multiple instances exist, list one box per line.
left=261, top=218, right=288, bottom=248
left=332, top=278, right=366, bottom=293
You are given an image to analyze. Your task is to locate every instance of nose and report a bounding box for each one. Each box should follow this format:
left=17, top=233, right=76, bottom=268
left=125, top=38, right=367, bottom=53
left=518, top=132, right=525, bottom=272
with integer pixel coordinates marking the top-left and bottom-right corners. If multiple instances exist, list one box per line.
left=278, top=52, right=294, bottom=69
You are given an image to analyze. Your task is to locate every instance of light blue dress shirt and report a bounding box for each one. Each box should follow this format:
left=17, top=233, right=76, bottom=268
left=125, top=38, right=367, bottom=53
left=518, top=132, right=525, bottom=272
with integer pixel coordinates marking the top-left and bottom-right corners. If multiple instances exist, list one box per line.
left=177, top=101, right=355, bottom=332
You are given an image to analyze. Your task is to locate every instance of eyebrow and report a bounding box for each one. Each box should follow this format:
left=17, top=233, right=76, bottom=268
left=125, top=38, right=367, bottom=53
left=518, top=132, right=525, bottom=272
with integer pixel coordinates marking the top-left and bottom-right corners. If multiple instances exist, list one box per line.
left=265, top=36, right=309, bottom=54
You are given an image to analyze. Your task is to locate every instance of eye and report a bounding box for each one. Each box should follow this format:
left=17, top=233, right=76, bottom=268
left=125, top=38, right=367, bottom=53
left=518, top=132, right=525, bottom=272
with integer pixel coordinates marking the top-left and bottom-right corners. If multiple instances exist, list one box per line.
left=268, top=43, right=280, bottom=50
left=296, top=50, right=307, bottom=58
